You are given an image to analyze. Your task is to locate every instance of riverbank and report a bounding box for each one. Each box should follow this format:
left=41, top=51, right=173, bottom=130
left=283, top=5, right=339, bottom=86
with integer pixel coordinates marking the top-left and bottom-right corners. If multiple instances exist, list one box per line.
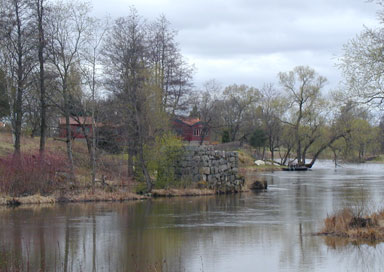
left=0, top=189, right=145, bottom=206
left=0, top=160, right=272, bottom=207
left=0, top=133, right=276, bottom=207
left=318, top=208, right=384, bottom=242
left=0, top=186, right=253, bottom=206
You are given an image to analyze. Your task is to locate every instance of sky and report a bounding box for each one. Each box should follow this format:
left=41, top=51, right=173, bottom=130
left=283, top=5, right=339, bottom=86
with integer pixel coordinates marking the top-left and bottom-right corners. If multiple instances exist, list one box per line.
left=90, top=0, right=380, bottom=92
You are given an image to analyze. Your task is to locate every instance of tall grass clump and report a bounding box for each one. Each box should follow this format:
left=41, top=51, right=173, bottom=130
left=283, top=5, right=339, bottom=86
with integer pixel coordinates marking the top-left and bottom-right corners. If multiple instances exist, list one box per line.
left=321, top=208, right=384, bottom=241
left=0, top=153, right=68, bottom=196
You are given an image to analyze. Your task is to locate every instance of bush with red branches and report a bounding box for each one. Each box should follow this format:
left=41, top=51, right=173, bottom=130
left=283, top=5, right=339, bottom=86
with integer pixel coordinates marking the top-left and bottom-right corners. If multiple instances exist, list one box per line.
left=0, top=153, right=68, bottom=196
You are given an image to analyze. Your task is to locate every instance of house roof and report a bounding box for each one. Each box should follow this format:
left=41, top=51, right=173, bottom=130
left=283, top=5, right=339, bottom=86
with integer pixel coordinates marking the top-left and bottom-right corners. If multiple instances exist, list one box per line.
left=59, top=117, right=93, bottom=125
left=175, top=117, right=202, bottom=126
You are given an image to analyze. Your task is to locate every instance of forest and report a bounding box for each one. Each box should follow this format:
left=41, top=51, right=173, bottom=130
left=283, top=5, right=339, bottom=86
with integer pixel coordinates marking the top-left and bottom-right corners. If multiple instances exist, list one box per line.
left=1, top=0, right=384, bottom=194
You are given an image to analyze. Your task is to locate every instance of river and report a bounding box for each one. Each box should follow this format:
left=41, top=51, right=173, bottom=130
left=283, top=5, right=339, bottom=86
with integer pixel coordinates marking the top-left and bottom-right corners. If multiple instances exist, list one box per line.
left=1, top=161, right=384, bottom=271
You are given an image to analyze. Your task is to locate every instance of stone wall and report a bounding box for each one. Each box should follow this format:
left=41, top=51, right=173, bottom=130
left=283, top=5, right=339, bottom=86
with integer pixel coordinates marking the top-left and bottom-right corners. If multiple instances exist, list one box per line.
left=175, top=145, right=244, bottom=192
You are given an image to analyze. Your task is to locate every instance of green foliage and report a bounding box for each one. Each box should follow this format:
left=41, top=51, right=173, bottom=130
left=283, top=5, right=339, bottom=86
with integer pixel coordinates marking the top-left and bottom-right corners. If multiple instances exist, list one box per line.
left=249, top=128, right=267, bottom=148
left=144, top=133, right=184, bottom=189
left=134, top=182, right=148, bottom=194
left=222, top=129, right=231, bottom=143
left=343, top=119, right=378, bottom=161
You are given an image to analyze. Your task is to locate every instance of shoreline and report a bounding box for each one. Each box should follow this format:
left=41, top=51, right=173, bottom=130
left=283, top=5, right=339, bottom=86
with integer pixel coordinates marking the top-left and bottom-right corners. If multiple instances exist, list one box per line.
left=0, top=187, right=252, bottom=207
left=0, top=166, right=273, bottom=207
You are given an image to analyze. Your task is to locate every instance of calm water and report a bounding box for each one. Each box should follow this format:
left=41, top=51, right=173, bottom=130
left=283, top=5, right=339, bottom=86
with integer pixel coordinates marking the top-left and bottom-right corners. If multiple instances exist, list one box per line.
left=1, top=161, right=384, bottom=272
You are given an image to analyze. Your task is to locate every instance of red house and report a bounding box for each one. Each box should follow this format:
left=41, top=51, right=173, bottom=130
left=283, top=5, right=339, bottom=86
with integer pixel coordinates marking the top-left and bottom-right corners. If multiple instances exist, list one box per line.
left=173, top=117, right=210, bottom=144
left=59, top=117, right=94, bottom=139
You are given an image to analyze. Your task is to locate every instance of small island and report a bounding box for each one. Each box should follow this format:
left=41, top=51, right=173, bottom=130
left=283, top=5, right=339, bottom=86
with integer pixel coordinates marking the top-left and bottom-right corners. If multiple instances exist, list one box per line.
left=319, top=208, right=384, bottom=242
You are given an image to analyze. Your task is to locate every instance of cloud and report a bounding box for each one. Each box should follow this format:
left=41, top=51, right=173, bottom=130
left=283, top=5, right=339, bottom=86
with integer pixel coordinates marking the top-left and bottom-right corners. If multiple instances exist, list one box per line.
left=90, top=0, right=380, bottom=89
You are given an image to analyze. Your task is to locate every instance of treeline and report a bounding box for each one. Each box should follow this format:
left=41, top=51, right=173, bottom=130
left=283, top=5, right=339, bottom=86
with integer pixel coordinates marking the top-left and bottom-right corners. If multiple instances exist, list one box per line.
left=0, top=0, right=383, bottom=192
left=192, top=68, right=384, bottom=167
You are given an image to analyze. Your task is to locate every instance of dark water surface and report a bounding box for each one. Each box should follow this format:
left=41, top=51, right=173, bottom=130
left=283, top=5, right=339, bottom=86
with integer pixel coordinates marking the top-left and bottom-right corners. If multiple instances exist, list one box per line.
left=1, top=161, right=384, bottom=271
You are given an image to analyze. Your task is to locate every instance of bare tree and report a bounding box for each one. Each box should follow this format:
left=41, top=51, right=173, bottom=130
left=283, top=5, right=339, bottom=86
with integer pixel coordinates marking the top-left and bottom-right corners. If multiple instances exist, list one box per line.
left=278, top=66, right=349, bottom=167
left=35, top=0, right=47, bottom=154
left=219, top=84, right=260, bottom=142
left=80, top=17, right=108, bottom=190
left=103, top=8, right=154, bottom=191
left=45, top=0, right=92, bottom=181
left=260, top=83, right=283, bottom=162
left=279, top=66, right=327, bottom=165
left=0, top=0, right=35, bottom=155
left=148, top=15, right=193, bottom=115
left=193, top=79, right=222, bottom=144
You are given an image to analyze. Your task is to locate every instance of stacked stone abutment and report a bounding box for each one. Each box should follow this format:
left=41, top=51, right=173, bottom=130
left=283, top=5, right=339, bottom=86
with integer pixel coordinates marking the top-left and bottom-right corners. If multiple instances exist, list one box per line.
left=175, top=146, right=244, bottom=192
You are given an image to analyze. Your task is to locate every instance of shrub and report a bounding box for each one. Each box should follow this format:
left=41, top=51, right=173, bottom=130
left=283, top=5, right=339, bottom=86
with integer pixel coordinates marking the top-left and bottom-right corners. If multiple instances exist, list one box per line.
left=143, top=133, right=184, bottom=189
left=0, top=153, right=68, bottom=196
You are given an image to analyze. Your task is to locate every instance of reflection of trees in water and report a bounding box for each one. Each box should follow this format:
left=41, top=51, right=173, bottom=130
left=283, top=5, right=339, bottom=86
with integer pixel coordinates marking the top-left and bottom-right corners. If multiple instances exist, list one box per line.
left=323, top=237, right=384, bottom=272
left=1, top=166, right=384, bottom=272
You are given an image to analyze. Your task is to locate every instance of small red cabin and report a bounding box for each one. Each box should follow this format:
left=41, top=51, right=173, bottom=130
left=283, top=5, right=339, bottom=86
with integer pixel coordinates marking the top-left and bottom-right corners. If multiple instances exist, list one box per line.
left=173, top=117, right=210, bottom=144
left=59, top=117, right=94, bottom=139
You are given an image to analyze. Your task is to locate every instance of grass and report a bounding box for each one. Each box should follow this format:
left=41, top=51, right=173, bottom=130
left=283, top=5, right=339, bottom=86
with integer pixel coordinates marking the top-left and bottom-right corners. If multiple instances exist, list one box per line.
left=237, top=150, right=255, bottom=166
left=319, top=208, right=384, bottom=242
left=368, top=155, right=384, bottom=162
left=237, top=148, right=283, bottom=171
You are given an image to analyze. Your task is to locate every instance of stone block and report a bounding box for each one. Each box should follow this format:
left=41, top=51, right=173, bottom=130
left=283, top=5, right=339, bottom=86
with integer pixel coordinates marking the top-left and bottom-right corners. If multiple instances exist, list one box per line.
left=201, top=167, right=210, bottom=175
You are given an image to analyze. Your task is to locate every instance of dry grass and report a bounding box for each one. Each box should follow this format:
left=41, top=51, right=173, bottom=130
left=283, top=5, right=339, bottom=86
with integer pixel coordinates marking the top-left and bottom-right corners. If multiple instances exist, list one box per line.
left=59, top=188, right=145, bottom=202
left=0, top=188, right=145, bottom=206
left=152, top=188, right=216, bottom=197
left=0, top=194, right=55, bottom=205
left=320, top=208, right=384, bottom=242
left=237, top=150, right=255, bottom=167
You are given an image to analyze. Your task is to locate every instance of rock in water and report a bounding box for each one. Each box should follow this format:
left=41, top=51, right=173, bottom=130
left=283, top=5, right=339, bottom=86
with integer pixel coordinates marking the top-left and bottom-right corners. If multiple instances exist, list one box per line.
left=250, top=180, right=267, bottom=190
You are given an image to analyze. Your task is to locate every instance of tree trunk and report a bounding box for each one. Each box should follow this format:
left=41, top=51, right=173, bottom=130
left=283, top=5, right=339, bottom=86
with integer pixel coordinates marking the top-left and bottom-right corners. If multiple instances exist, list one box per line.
left=270, top=146, right=274, bottom=162
left=13, top=2, right=23, bottom=156
left=127, top=141, right=134, bottom=177
left=37, top=0, right=47, bottom=155
left=138, top=145, right=152, bottom=192
left=63, top=83, right=76, bottom=182
left=91, top=113, right=96, bottom=191
left=13, top=90, right=22, bottom=156
left=80, top=123, right=96, bottom=191
left=305, top=133, right=346, bottom=168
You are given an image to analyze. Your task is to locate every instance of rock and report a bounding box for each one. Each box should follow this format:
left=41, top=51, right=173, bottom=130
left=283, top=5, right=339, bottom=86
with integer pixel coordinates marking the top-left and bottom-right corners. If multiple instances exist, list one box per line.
left=250, top=180, right=267, bottom=190
left=254, top=160, right=266, bottom=166
left=201, top=167, right=210, bottom=175
left=220, top=164, right=228, bottom=172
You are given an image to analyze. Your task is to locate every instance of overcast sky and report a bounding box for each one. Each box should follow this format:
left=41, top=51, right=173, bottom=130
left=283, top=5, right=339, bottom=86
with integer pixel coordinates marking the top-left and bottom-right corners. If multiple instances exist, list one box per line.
left=91, top=0, right=380, bottom=91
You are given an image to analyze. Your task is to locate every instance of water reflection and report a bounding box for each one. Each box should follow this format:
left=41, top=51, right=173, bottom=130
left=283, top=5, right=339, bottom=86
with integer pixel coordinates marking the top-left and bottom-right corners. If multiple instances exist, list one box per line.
left=0, top=161, right=384, bottom=271
left=322, top=236, right=384, bottom=272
